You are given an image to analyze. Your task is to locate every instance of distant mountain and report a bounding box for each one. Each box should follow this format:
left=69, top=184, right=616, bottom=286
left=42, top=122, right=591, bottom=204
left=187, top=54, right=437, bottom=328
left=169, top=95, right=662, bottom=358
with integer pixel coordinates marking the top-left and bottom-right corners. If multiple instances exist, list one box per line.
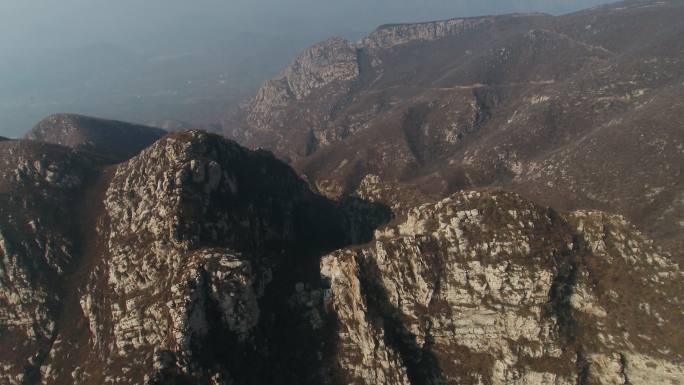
left=26, top=113, right=166, bottom=162
left=0, top=138, right=103, bottom=385
left=1, top=1, right=684, bottom=385
left=224, top=0, right=684, bottom=255
left=0, top=33, right=308, bottom=138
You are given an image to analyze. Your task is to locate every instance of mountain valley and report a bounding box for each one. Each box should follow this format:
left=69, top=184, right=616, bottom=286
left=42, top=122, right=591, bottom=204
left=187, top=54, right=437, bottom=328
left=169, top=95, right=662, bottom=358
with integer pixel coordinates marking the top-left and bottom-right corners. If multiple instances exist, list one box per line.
left=1, top=1, right=683, bottom=384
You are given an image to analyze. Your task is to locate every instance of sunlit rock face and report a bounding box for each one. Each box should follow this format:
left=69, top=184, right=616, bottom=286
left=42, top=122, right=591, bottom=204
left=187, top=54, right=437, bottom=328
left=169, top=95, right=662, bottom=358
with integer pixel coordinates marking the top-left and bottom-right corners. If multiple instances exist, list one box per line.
left=0, top=129, right=683, bottom=385
left=86, top=131, right=316, bottom=384
left=0, top=140, right=95, bottom=385
left=321, top=191, right=684, bottom=385
left=6, top=130, right=387, bottom=385
left=2, top=2, right=684, bottom=384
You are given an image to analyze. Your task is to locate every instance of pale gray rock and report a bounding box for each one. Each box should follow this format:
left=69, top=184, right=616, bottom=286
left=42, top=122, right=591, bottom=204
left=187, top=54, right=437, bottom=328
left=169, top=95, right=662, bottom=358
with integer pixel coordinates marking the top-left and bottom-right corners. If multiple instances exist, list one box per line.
left=321, top=191, right=684, bottom=385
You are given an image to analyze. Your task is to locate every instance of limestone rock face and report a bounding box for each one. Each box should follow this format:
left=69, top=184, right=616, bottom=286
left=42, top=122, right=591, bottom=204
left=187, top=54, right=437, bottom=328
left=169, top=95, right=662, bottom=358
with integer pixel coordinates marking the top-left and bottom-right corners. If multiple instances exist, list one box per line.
left=229, top=38, right=361, bottom=160
left=361, top=15, right=498, bottom=50
left=79, top=130, right=315, bottom=384
left=321, top=191, right=684, bottom=385
left=1, top=126, right=683, bottom=385
left=0, top=140, right=94, bottom=385
left=248, top=36, right=359, bottom=123
left=278, top=37, right=360, bottom=101
left=11, top=130, right=389, bottom=385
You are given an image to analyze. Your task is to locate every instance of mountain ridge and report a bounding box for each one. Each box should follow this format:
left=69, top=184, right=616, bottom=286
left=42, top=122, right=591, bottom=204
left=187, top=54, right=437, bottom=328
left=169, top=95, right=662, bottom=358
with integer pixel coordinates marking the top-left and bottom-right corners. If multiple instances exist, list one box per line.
left=2, top=126, right=683, bottom=384
left=1, top=1, right=683, bottom=384
left=222, top=0, right=684, bottom=257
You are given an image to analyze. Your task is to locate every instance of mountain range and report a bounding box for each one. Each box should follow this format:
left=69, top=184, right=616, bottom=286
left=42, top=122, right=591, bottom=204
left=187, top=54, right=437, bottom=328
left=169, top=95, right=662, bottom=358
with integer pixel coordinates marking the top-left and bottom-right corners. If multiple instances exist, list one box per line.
left=0, top=1, right=683, bottom=384
left=224, top=0, right=684, bottom=257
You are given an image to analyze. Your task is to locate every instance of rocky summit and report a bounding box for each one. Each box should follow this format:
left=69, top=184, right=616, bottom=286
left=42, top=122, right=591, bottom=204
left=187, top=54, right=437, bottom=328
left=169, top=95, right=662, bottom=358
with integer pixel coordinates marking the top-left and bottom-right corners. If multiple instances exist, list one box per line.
left=322, top=191, right=684, bottom=384
left=1, top=1, right=684, bottom=385
left=0, top=128, right=682, bottom=385
left=0, top=129, right=390, bottom=385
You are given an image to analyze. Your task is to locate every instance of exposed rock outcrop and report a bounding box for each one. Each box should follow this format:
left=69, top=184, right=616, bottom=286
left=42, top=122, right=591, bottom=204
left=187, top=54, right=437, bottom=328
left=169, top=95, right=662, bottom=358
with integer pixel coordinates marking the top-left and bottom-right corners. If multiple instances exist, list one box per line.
left=2, top=1, right=684, bottom=384
left=228, top=38, right=361, bottom=161
left=0, top=140, right=96, bottom=385
left=1, top=128, right=683, bottom=385
left=12, top=130, right=389, bottom=385
left=361, top=15, right=498, bottom=50
left=321, top=191, right=684, bottom=384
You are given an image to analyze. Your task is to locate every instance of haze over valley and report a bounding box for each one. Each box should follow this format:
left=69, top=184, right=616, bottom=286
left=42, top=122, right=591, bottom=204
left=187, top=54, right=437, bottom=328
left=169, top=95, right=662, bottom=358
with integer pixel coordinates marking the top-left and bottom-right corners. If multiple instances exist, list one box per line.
left=1, top=1, right=683, bottom=385
left=0, top=0, right=611, bottom=137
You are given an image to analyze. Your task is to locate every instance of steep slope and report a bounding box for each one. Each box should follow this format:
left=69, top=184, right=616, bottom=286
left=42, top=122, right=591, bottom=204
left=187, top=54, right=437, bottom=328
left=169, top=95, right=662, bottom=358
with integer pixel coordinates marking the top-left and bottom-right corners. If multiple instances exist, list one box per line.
left=2, top=1, right=683, bottom=381
left=26, top=114, right=166, bottom=163
left=321, top=190, right=684, bottom=384
left=0, top=130, right=389, bottom=385
left=0, top=128, right=682, bottom=385
left=0, top=140, right=99, bottom=384
left=223, top=0, right=684, bottom=255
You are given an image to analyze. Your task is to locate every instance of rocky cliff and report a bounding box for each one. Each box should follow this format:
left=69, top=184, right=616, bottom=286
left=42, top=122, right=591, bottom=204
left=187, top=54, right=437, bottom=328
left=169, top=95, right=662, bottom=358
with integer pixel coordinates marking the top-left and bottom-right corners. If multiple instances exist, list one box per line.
left=361, top=16, right=498, bottom=50
left=321, top=191, right=684, bottom=384
left=0, top=130, right=391, bottom=385
left=227, top=37, right=362, bottom=161
left=222, top=0, right=684, bottom=256
left=0, top=139, right=98, bottom=384
left=2, top=127, right=683, bottom=385
left=1, top=1, right=684, bottom=384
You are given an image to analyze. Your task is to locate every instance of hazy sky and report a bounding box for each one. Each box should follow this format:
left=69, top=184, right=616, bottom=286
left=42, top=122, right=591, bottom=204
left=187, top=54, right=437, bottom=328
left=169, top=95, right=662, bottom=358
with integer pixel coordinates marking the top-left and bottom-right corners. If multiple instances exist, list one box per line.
left=0, top=0, right=612, bottom=54
left=0, top=0, right=614, bottom=136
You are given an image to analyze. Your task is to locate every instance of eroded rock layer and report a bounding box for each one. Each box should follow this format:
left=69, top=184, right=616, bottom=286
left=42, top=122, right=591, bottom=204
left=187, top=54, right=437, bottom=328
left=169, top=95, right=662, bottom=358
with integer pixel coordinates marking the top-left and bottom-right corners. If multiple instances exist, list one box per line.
left=321, top=191, right=684, bottom=384
left=1, top=2, right=683, bottom=384
left=1, top=129, right=682, bottom=385
left=0, top=140, right=97, bottom=384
